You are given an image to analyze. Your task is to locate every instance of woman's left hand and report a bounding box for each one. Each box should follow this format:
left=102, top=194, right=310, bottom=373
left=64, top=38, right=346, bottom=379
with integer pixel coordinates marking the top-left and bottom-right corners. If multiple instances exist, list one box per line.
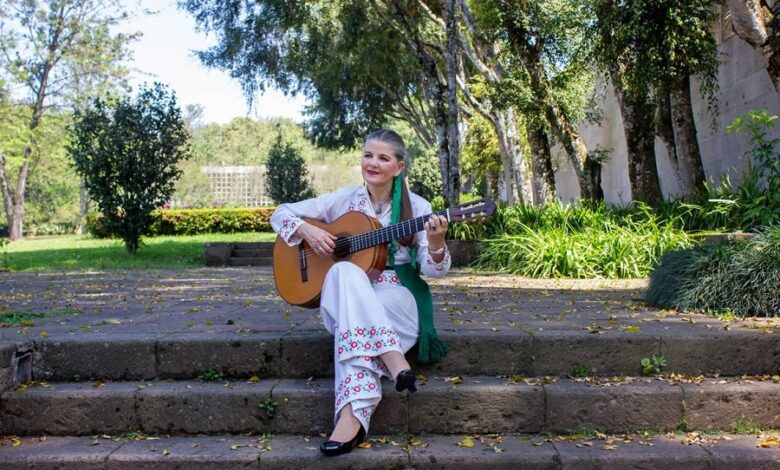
left=424, top=214, right=448, bottom=249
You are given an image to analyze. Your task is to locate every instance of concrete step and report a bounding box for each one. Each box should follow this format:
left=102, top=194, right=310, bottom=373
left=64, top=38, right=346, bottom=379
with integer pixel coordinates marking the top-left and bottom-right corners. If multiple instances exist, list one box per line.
left=0, top=433, right=777, bottom=469
left=28, top=330, right=780, bottom=382
left=227, top=257, right=273, bottom=266
left=2, top=376, right=778, bottom=436
left=232, top=249, right=273, bottom=257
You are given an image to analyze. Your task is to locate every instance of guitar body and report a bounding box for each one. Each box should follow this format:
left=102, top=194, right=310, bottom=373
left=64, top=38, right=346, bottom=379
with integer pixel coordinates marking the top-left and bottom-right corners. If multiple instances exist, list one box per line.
left=272, top=211, right=389, bottom=308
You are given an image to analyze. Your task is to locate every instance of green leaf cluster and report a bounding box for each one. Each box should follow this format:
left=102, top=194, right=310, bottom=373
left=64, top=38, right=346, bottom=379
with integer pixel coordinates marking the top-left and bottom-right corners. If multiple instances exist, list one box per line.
left=265, top=133, right=315, bottom=204
left=86, top=207, right=275, bottom=238
left=68, top=83, right=191, bottom=253
left=646, top=228, right=780, bottom=318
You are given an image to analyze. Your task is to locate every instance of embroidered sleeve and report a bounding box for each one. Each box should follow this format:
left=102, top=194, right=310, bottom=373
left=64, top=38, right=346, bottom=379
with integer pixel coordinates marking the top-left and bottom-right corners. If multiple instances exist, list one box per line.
left=269, top=189, right=346, bottom=246
left=415, top=200, right=451, bottom=278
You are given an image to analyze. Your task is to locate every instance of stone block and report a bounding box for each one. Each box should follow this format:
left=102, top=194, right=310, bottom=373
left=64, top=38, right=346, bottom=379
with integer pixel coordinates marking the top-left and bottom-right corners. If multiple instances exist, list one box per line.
left=660, top=332, right=780, bottom=375
left=204, top=243, right=233, bottom=266
left=545, top=380, right=684, bottom=433
left=137, top=380, right=274, bottom=434
left=157, top=333, right=280, bottom=379
left=408, top=376, right=544, bottom=434
left=269, top=378, right=408, bottom=435
left=415, top=332, right=534, bottom=377
left=533, top=331, right=660, bottom=376
left=278, top=331, right=333, bottom=378
left=705, top=435, right=780, bottom=470
left=106, top=435, right=259, bottom=470
left=0, top=436, right=122, bottom=470
left=682, top=381, right=780, bottom=430
left=259, top=434, right=409, bottom=470
left=554, top=436, right=710, bottom=470
left=33, top=335, right=156, bottom=381
left=409, top=435, right=559, bottom=470
left=0, top=382, right=138, bottom=435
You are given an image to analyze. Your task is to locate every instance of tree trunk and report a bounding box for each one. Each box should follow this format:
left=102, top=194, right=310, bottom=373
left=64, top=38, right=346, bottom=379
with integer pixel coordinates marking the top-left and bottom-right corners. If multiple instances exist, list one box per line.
left=442, top=0, right=461, bottom=207
left=0, top=155, right=28, bottom=240
left=610, top=73, right=662, bottom=204
left=654, top=83, right=681, bottom=198
left=79, top=181, right=90, bottom=235
left=503, top=14, right=602, bottom=201
left=669, top=75, right=707, bottom=197
left=528, top=125, right=556, bottom=205
left=729, top=0, right=780, bottom=94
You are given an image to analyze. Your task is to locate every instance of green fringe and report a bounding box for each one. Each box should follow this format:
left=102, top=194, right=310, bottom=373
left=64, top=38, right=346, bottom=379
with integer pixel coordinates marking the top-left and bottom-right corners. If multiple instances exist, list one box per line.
left=416, top=330, right=449, bottom=364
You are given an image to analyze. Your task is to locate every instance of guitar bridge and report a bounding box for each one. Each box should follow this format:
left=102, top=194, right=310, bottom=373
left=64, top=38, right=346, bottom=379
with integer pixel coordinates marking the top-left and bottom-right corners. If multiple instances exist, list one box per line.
left=298, top=243, right=309, bottom=282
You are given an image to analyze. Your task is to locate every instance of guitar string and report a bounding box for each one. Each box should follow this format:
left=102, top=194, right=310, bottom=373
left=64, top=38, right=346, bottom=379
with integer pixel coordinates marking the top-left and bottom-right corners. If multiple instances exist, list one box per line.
left=294, top=209, right=449, bottom=260
left=294, top=203, right=487, bottom=260
left=296, top=211, right=441, bottom=259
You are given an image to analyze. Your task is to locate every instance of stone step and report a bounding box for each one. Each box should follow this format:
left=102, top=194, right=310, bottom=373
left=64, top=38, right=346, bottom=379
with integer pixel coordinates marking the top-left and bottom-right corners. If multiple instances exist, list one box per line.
left=0, top=433, right=777, bottom=469
left=28, top=329, right=780, bottom=382
left=2, top=376, right=778, bottom=436
left=227, top=257, right=273, bottom=266
left=232, top=248, right=274, bottom=257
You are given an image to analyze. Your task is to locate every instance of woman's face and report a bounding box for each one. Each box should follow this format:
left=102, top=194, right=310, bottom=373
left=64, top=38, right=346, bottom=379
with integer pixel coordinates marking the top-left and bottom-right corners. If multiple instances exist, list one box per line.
left=361, top=139, right=404, bottom=188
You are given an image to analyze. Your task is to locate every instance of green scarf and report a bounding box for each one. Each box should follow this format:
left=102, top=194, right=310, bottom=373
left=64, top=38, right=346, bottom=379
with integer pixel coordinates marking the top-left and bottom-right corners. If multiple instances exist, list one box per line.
left=387, top=176, right=448, bottom=364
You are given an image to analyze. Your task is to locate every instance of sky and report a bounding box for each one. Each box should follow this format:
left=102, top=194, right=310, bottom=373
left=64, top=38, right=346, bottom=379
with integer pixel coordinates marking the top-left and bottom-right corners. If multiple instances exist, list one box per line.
left=121, top=0, right=307, bottom=125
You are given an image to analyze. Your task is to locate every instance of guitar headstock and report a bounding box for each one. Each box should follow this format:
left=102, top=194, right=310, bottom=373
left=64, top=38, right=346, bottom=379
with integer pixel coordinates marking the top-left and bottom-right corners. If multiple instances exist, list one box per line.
left=447, top=198, right=496, bottom=223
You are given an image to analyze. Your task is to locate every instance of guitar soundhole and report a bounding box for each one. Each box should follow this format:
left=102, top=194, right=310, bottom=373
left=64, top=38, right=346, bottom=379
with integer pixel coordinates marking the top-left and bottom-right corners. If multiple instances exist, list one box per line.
left=333, top=236, right=351, bottom=259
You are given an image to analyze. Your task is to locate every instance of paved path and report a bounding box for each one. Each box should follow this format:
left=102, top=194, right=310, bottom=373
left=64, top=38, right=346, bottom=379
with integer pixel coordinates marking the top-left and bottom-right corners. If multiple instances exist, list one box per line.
left=1, top=267, right=776, bottom=341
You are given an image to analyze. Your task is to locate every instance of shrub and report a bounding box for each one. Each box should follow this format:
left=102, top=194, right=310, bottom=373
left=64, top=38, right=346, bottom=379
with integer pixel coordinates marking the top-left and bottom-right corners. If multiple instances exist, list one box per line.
left=87, top=207, right=275, bottom=237
left=409, top=150, right=444, bottom=203
left=470, top=201, right=691, bottom=278
left=69, top=83, right=191, bottom=253
left=266, top=133, right=315, bottom=204
left=646, top=227, right=780, bottom=317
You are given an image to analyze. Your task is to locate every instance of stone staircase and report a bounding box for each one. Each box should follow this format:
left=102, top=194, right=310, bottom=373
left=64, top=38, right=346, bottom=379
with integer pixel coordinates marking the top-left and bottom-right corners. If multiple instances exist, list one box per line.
left=0, top=269, right=778, bottom=468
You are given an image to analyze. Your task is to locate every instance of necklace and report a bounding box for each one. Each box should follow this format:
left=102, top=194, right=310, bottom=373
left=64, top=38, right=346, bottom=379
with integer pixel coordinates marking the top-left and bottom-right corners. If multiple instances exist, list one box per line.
left=374, top=200, right=390, bottom=215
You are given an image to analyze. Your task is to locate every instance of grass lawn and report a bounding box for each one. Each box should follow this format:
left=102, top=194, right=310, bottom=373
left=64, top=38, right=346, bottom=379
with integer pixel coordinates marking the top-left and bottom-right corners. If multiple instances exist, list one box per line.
left=0, top=232, right=276, bottom=271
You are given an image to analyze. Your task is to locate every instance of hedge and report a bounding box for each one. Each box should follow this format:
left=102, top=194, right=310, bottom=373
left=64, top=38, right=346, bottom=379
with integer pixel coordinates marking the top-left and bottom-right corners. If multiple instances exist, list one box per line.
left=87, top=207, right=276, bottom=238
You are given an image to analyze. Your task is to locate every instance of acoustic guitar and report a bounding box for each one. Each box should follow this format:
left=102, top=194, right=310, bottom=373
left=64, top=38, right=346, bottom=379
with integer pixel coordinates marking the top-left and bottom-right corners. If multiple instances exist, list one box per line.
left=272, top=198, right=496, bottom=308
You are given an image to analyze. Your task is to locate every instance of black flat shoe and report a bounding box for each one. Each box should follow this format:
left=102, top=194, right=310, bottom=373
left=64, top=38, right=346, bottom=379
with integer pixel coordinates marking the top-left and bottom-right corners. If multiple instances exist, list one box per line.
left=319, top=425, right=366, bottom=457
left=395, top=369, right=417, bottom=393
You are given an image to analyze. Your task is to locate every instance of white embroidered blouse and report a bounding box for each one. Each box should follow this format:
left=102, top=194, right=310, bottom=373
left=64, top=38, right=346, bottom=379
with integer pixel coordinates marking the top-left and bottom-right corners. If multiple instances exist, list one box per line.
left=269, top=185, right=451, bottom=278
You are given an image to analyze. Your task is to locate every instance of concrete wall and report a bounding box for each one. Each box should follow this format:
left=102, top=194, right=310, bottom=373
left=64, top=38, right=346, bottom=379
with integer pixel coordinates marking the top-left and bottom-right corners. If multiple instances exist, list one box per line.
left=554, top=8, right=780, bottom=205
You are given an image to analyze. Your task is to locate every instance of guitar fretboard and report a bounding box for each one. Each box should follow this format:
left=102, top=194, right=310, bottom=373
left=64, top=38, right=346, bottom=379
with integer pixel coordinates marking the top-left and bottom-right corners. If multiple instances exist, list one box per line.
left=345, top=209, right=448, bottom=253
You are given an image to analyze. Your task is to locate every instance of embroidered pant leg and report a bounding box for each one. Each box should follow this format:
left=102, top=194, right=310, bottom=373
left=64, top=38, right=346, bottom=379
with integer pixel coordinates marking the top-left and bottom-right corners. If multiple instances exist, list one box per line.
left=320, top=262, right=405, bottom=432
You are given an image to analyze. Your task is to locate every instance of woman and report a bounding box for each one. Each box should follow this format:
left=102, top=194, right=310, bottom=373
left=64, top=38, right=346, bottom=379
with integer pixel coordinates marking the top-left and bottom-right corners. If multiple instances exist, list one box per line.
left=270, top=129, right=451, bottom=456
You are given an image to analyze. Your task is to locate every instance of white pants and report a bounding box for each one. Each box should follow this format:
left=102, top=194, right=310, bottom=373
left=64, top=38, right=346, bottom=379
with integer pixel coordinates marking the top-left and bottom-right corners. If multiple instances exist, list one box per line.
left=319, top=262, right=419, bottom=432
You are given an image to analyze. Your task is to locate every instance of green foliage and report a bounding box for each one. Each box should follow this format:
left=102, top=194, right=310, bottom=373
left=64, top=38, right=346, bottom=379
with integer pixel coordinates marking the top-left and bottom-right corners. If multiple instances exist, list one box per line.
left=69, top=83, right=191, bottom=254
left=258, top=398, right=278, bottom=418
left=640, top=354, right=667, bottom=375
left=571, top=365, right=592, bottom=377
left=472, top=202, right=691, bottom=278
left=408, top=150, right=443, bottom=203
left=265, top=133, right=315, bottom=204
left=2, top=232, right=276, bottom=271
left=646, top=228, right=780, bottom=317
left=589, top=0, right=720, bottom=101
left=87, top=207, right=275, bottom=238
left=197, top=369, right=225, bottom=381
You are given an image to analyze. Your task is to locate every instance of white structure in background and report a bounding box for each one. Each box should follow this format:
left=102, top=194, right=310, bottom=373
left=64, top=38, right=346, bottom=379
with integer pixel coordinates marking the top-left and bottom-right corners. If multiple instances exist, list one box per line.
left=201, top=164, right=363, bottom=206
left=554, top=7, right=780, bottom=205
left=201, top=166, right=272, bottom=206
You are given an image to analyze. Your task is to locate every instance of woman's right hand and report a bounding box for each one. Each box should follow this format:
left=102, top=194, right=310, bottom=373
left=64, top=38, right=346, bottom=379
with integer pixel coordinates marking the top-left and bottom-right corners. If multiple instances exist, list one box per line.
left=297, top=223, right=337, bottom=257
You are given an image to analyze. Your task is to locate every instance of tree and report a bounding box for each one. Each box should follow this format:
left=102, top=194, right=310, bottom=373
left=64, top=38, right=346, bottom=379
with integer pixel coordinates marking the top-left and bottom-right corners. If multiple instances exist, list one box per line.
left=68, top=83, right=191, bottom=254
left=408, top=150, right=444, bottom=203
left=590, top=0, right=662, bottom=204
left=265, top=133, right=315, bottom=204
left=595, top=0, right=720, bottom=199
left=0, top=0, right=137, bottom=239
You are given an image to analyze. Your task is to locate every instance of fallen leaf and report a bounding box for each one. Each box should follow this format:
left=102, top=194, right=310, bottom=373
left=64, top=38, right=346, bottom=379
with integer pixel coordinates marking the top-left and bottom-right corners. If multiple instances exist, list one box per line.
left=163, top=448, right=169, bottom=456
left=356, top=441, right=372, bottom=449
left=457, top=437, right=475, bottom=448
left=39, top=331, right=48, bottom=338
left=758, top=436, right=780, bottom=448
left=248, top=375, right=261, bottom=383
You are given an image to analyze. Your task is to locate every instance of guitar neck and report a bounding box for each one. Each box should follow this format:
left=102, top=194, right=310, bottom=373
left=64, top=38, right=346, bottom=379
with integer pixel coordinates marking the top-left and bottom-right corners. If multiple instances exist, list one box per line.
left=346, top=209, right=448, bottom=254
